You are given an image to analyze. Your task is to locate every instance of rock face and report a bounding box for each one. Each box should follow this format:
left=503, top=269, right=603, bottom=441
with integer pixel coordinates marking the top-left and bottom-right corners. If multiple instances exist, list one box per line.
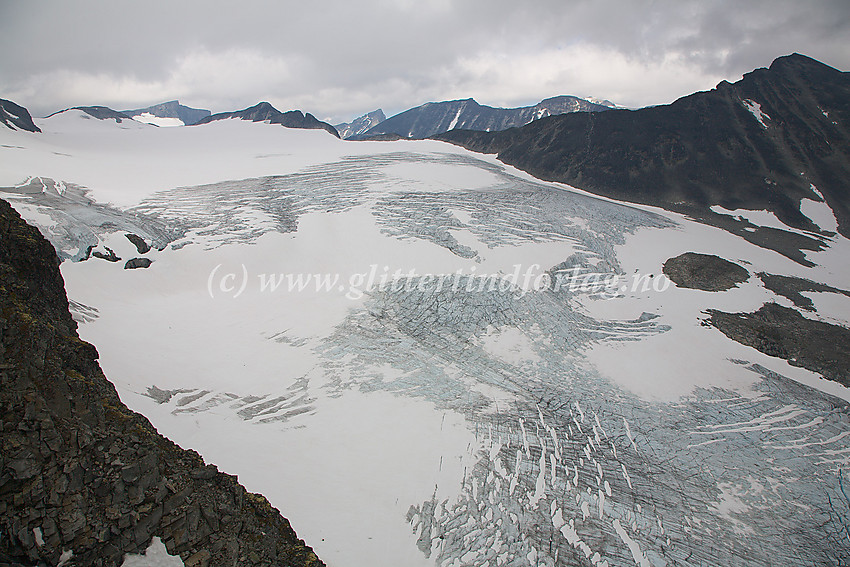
left=437, top=54, right=850, bottom=245
left=662, top=252, right=749, bottom=291
left=758, top=272, right=850, bottom=311
left=0, top=99, right=41, bottom=133
left=195, top=102, right=339, bottom=137
left=0, top=199, right=323, bottom=566
left=334, top=109, right=386, bottom=139
left=707, top=303, right=850, bottom=386
left=357, top=95, right=610, bottom=139
left=121, top=101, right=211, bottom=126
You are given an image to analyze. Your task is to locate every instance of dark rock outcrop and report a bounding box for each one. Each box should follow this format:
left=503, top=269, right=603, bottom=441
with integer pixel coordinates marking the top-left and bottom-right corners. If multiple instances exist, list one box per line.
left=124, top=257, right=152, bottom=269
left=758, top=272, right=850, bottom=311
left=125, top=234, right=151, bottom=255
left=706, top=302, right=850, bottom=386
left=438, top=54, right=850, bottom=251
left=0, top=199, right=323, bottom=566
left=358, top=95, right=610, bottom=140
left=91, top=247, right=121, bottom=262
left=662, top=252, right=749, bottom=291
left=0, top=99, right=41, bottom=133
left=121, top=101, right=211, bottom=126
left=195, top=102, right=339, bottom=137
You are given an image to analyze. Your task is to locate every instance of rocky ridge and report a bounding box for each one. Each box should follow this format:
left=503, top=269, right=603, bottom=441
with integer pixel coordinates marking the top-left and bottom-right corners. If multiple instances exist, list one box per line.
left=0, top=198, right=323, bottom=566
left=121, top=101, right=211, bottom=126
left=357, top=95, right=610, bottom=139
left=194, top=102, right=339, bottom=137
left=46, top=107, right=133, bottom=123
left=437, top=54, right=850, bottom=259
left=0, top=99, right=40, bottom=133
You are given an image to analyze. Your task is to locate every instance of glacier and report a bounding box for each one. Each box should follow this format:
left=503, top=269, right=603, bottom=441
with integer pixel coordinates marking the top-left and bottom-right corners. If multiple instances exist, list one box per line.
left=2, top=113, right=850, bottom=566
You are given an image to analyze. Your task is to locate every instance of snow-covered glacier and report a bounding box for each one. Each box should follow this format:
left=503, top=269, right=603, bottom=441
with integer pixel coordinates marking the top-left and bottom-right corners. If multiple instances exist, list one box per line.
left=2, top=112, right=850, bottom=566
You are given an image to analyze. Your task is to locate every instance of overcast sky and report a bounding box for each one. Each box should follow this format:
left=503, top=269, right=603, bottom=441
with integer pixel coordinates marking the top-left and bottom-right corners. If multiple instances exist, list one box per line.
left=1, top=0, right=848, bottom=123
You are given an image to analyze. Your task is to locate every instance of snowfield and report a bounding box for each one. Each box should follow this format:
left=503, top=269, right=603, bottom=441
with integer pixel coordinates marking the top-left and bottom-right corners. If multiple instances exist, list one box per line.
left=2, top=113, right=850, bottom=566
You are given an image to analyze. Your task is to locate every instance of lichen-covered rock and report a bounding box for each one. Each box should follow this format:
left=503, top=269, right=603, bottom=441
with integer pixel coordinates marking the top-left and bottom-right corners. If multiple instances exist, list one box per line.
left=0, top=198, right=324, bottom=566
left=662, top=252, right=749, bottom=291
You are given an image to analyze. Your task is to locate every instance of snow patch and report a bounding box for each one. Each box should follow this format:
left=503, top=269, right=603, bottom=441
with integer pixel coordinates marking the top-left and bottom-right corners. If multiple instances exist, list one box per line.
left=799, top=291, right=850, bottom=327
left=742, top=99, right=770, bottom=128
left=710, top=205, right=796, bottom=233
left=121, top=537, right=184, bottom=567
left=800, top=185, right=839, bottom=233
left=131, top=113, right=185, bottom=128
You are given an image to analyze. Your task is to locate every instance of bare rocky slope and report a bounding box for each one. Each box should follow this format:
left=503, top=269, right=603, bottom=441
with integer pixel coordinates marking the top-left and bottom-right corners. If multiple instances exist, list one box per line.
left=437, top=54, right=850, bottom=263
left=0, top=198, right=323, bottom=567
left=357, top=95, right=610, bottom=140
left=0, top=99, right=41, bottom=133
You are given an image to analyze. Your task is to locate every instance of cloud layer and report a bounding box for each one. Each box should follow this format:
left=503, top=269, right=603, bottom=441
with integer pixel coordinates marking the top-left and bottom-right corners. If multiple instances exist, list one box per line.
left=2, top=0, right=848, bottom=121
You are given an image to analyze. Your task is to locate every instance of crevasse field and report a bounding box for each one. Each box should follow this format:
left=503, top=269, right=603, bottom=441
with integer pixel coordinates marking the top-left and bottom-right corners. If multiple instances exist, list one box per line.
left=3, top=111, right=850, bottom=566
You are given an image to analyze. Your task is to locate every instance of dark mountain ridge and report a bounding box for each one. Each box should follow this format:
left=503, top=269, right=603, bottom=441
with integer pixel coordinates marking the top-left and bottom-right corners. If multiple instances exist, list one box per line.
left=437, top=54, right=850, bottom=260
left=46, top=106, right=133, bottom=122
left=356, top=95, right=610, bottom=140
left=121, top=100, right=211, bottom=126
left=0, top=98, right=41, bottom=132
left=195, top=102, right=339, bottom=137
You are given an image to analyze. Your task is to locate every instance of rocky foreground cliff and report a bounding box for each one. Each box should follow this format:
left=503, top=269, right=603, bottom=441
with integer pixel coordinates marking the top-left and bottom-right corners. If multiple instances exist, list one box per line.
left=0, top=198, right=323, bottom=566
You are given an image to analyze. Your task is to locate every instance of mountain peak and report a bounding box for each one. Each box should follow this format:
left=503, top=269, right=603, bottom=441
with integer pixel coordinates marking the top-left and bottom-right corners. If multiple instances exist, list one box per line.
left=122, top=100, right=211, bottom=126
left=767, top=52, right=844, bottom=77
left=356, top=95, right=609, bottom=139
left=334, top=109, right=386, bottom=139
left=438, top=53, right=850, bottom=257
left=194, top=102, right=339, bottom=137
left=250, top=101, right=279, bottom=112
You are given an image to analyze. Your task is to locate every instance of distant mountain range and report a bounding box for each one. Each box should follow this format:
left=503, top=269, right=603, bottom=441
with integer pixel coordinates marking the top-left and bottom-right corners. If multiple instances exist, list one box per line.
left=353, top=95, right=612, bottom=139
left=438, top=53, right=850, bottom=263
left=122, top=100, right=211, bottom=126
left=195, top=102, right=339, bottom=137
left=0, top=98, right=40, bottom=132
left=334, top=109, right=386, bottom=139
left=6, top=53, right=848, bottom=264
left=43, top=101, right=211, bottom=126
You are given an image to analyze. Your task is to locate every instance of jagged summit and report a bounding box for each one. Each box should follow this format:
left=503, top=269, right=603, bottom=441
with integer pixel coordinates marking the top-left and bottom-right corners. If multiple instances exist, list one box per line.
left=354, top=95, right=610, bottom=139
left=195, top=102, right=339, bottom=137
left=334, top=109, right=386, bottom=139
left=438, top=53, right=850, bottom=257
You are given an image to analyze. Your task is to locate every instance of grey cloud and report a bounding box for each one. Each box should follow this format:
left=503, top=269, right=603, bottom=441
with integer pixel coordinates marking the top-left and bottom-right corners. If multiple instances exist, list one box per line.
left=1, top=0, right=848, bottom=121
